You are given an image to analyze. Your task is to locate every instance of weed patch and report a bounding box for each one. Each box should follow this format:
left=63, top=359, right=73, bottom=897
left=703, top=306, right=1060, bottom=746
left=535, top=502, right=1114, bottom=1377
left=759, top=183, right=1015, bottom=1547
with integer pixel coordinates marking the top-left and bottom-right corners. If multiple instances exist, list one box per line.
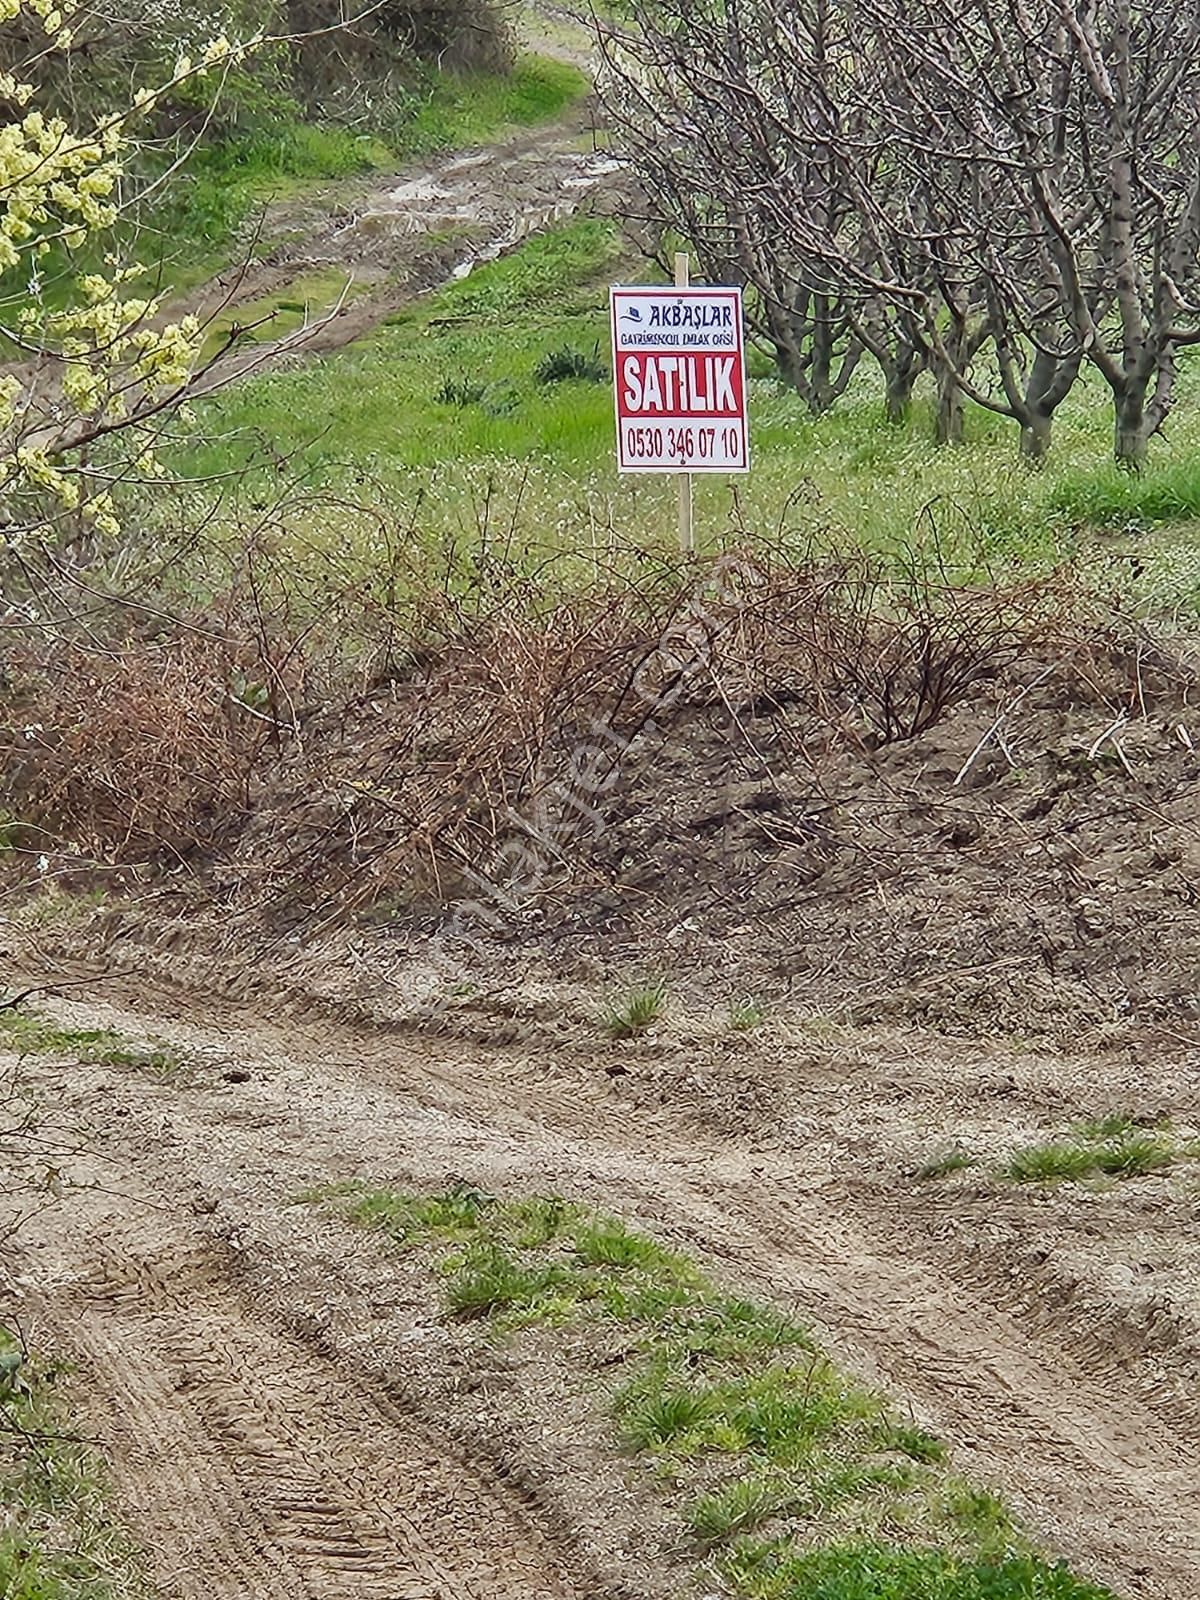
left=1004, top=1142, right=1099, bottom=1183
left=920, top=1116, right=1193, bottom=1187
left=602, top=981, right=667, bottom=1039
left=326, top=1184, right=1118, bottom=1599
left=1091, top=1133, right=1175, bottom=1178
left=347, top=1180, right=492, bottom=1243
left=0, top=1327, right=142, bottom=1599
left=0, top=1008, right=180, bottom=1074
left=443, top=1240, right=586, bottom=1323
left=1005, top=1125, right=1183, bottom=1184
left=689, top=1473, right=788, bottom=1544
left=729, top=998, right=767, bottom=1033
left=534, top=344, right=609, bottom=385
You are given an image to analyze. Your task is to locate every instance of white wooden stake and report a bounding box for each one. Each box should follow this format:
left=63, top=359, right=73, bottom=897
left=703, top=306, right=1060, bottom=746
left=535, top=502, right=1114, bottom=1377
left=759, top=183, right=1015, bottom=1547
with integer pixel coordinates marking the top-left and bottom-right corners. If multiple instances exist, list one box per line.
left=674, top=250, right=695, bottom=556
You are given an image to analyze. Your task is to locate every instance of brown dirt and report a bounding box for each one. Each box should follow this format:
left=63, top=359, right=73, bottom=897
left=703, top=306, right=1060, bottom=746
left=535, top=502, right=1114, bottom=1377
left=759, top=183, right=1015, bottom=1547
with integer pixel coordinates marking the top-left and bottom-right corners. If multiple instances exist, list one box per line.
left=4, top=953, right=1200, bottom=1600
left=53, top=627, right=1200, bottom=1053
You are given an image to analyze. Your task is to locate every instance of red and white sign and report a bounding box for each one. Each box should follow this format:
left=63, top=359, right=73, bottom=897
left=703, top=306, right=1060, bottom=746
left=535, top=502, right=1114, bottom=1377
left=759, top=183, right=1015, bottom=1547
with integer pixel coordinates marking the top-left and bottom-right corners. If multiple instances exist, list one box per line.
left=611, top=286, right=749, bottom=473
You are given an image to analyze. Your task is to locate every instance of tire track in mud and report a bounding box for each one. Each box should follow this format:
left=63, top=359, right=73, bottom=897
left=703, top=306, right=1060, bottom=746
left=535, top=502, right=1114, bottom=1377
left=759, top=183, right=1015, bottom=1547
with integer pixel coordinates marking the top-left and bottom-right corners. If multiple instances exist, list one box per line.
left=183, top=115, right=623, bottom=390
left=9, top=967, right=1200, bottom=1600
left=35, top=1220, right=581, bottom=1600
left=647, top=1181, right=1200, bottom=1597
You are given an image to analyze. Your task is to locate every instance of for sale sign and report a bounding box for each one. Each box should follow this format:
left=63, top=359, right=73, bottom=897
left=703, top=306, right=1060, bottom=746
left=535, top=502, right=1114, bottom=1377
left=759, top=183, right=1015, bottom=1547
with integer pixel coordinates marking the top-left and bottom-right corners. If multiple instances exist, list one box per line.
left=610, top=286, right=749, bottom=473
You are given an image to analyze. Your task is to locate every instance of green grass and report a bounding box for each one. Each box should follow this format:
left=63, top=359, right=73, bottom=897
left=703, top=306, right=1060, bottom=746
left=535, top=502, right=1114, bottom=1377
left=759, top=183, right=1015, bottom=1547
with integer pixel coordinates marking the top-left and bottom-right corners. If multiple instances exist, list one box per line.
left=1092, top=1133, right=1175, bottom=1178
left=602, top=980, right=668, bottom=1039
left=918, top=1113, right=1193, bottom=1187
left=875, top=1420, right=948, bottom=1465
left=443, top=1239, right=585, bottom=1322
left=1049, top=452, right=1200, bottom=529
left=154, top=199, right=1200, bottom=619
left=0, top=1328, right=142, bottom=1599
left=346, top=1179, right=492, bottom=1243
left=0, top=1008, right=181, bottom=1074
left=1004, top=1142, right=1100, bottom=1183
left=723, top=1540, right=1116, bottom=1600
left=729, top=998, right=767, bottom=1033
left=324, top=1183, right=1118, bottom=1600
left=620, top=1384, right=720, bottom=1449
left=387, top=55, right=587, bottom=157
left=914, top=1149, right=978, bottom=1182
left=1074, top=1113, right=1138, bottom=1141
left=573, top=1214, right=692, bottom=1274
left=689, top=1473, right=790, bottom=1544
left=1005, top=1126, right=1181, bottom=1184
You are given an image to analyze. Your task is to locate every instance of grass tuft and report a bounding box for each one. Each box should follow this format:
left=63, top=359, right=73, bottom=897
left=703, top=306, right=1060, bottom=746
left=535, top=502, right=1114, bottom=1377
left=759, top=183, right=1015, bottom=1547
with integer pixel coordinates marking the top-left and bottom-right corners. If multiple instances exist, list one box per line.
left=1092, top=1133, right=1175, bottom=1178
left=602, top=980, right=667, bottom=1039
left=572, top=1215, right=689, bottom=1275
left=913, top=1148, right=977, bottom=1182
left=728, top=997, right=767, bottom=1033
left=688, top=1474, right=787, bottom=1545
left=507, top=1194, right=574, bottom=1248
left=941, top=1481, right=1016, bottom=1546
left=680, top=1299, right=814, bottom=1364
left=1004, top=1142, right=1099, bottom=1183
left=443, top=1239, right=583, bottom=1321
left=534, top=343, right=609, bottom=385
left=1003, top=1124, right=1179, bottom=1184
left=1075, top=1113, right=1136, bottom=1141
left=620, top=1384, right=718, bottom=1450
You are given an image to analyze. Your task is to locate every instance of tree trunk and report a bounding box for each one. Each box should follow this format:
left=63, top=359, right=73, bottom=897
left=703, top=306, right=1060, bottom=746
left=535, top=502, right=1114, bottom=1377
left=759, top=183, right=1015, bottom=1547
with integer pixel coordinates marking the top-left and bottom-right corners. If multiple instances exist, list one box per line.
left=1113, top=389, right=1148, bottom=469
left=809, top=292, right=835, bottom=414
left=884, top=366, right=918, bottom=423
left=935, top=369, right=963, bottom=445
left=1019, top=412, right=1053, bottom=462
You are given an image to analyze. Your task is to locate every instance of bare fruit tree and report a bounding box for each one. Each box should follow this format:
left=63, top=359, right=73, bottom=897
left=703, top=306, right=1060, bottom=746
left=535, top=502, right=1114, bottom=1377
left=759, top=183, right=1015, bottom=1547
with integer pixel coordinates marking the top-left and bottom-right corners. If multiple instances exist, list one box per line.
left=597, top=0, right=866, bottom=417
left=598, top=0, right=1200, bottom=464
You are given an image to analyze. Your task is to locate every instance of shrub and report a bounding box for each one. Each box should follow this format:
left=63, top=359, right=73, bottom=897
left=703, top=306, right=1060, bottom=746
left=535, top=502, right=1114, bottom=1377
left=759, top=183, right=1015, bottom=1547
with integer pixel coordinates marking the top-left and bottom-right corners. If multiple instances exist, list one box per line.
left=534, top=344, right=609, bottom=385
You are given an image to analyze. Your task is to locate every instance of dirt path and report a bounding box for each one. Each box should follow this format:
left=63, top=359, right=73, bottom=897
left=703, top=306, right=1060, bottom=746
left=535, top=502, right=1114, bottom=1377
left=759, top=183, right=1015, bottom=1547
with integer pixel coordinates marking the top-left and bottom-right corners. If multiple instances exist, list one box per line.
left=60, top=1217, right=577, bottom=1600
left=182, top=0, right=615, bottom=374
left=6, top=966, right=1200, bottom=1600
left=186, top=99, right=622, bottom=387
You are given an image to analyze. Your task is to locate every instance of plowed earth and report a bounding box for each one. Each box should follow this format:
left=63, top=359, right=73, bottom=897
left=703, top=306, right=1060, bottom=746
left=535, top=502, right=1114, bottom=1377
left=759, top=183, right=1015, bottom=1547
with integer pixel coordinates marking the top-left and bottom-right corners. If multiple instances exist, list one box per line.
left=4, top=953, right=1200, bottom=1600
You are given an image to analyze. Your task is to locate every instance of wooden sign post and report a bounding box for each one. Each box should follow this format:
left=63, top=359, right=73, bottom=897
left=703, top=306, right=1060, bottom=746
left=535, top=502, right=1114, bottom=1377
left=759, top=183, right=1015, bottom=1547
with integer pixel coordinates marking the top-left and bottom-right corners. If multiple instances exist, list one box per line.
left=674, top=250, right=695, bottom=556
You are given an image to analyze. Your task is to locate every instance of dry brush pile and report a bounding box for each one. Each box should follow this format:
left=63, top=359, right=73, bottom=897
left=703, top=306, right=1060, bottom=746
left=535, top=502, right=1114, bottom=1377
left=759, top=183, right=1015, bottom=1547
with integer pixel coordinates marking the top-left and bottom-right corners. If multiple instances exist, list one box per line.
left=3, top=530, right=1180, bottom=937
